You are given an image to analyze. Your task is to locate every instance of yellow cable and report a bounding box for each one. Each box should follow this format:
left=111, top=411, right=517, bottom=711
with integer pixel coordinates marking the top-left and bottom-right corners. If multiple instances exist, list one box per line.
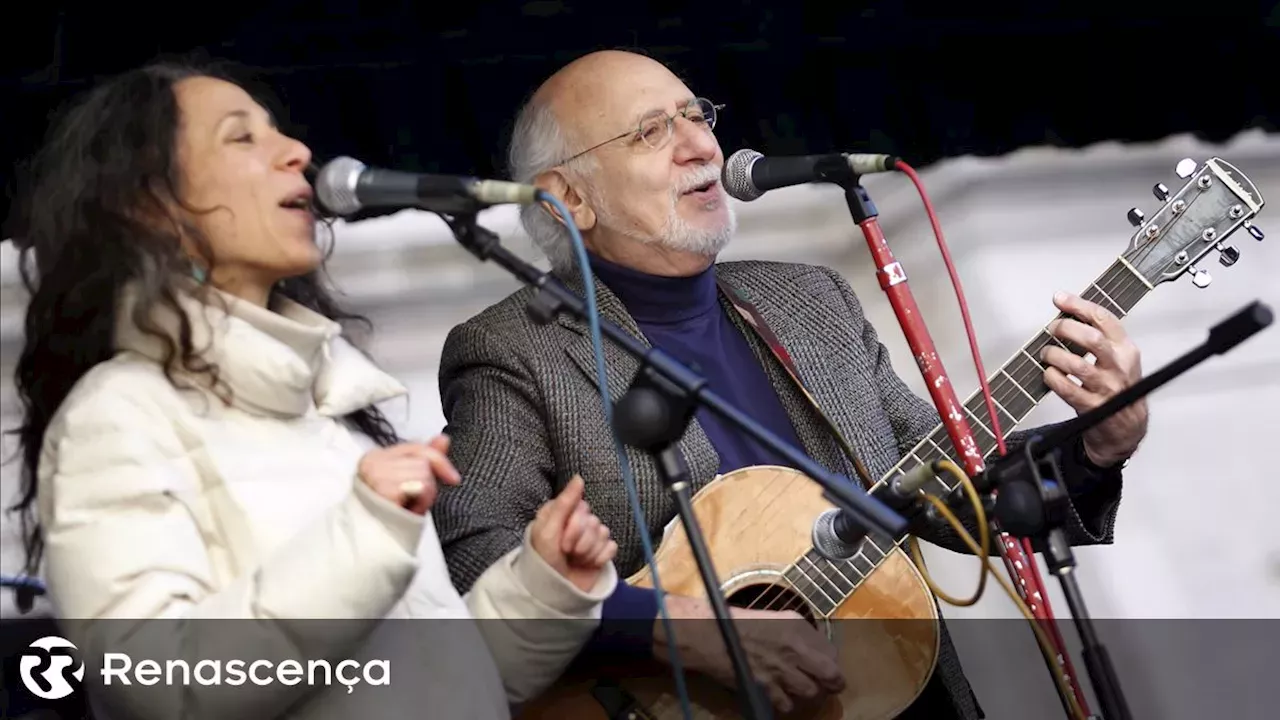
left=908, top=459, right=989, bottom=605
left=906, top=460, right=1088, bottom=720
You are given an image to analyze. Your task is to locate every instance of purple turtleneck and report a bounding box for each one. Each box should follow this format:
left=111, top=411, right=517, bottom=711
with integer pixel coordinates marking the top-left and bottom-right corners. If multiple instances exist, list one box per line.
left=585, top=252, right=807, bottom=659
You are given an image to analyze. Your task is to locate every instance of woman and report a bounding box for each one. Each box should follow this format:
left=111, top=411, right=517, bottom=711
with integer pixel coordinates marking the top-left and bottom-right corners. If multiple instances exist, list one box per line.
left=7, top=61, right=617, bottom=719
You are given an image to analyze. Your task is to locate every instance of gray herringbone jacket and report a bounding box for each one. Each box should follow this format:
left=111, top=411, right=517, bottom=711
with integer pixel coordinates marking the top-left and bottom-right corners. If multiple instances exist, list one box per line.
left=434, top=260, right=1124, bottom=720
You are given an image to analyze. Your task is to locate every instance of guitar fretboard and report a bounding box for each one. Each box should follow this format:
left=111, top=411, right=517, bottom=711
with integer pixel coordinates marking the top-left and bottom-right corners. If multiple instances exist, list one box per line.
left=781, top=258, right=1154, bottom=616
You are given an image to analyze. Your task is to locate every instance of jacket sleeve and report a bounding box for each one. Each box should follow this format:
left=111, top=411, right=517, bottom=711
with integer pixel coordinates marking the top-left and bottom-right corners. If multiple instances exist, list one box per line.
left=433, top=319, right=560, bottom=593
left=464, top=525, right=617, bottom=706
left=433, top=319, right=652, bottom=671
left=819, top=266, right=1124, bottom=555
left=39, top=377, right=424, bottom=720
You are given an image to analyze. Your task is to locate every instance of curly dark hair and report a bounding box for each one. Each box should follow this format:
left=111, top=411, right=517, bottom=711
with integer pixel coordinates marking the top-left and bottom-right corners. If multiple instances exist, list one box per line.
left=4, top=60, right=401, bottom=578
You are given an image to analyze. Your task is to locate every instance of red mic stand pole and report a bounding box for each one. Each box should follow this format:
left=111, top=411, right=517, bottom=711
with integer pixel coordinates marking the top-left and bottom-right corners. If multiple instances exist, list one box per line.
left=837, top=169, right=1094, bottom=719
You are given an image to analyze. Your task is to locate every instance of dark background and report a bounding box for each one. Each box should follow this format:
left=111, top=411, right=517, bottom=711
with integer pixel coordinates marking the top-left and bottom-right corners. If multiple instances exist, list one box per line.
left=4, top=0, right=1278, bottom=231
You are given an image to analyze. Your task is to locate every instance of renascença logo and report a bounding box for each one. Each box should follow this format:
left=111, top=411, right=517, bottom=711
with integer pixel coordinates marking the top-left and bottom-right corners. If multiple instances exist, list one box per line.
left=101, top=654, right=389, bottom=695
left=17, top=634, right=388, bottom=698
left=19, top=635, right=85, bottom=700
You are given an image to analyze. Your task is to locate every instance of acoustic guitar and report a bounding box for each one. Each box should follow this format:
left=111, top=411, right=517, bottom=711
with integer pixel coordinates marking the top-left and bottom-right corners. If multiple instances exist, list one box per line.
left=520, top=156, right=1266, bottom=719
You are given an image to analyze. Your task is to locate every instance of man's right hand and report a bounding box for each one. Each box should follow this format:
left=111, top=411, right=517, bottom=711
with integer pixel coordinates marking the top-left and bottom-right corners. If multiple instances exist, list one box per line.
left=654, top=594, right=845, bottom=714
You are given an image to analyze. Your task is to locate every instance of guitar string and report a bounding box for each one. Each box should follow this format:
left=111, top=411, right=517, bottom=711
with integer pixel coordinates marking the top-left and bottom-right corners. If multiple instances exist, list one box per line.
left=733, top=261, right=1153, bottom=615
left=768, top=261, right=1151, bottom=615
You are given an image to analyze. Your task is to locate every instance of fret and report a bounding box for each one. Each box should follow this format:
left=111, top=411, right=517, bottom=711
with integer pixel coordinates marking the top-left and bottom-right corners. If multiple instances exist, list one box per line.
left=783, top=562, right=837, bottom=616
left=781, top=257, right=1157, bottom=617
left=1007, top=352, right=1049, bottom=402
left=862, top=535, right=888, bottom=559
left=961, top=406, right=998, bottom=454
left=924, top=437, right=963, bottom=494
left=1101, top=259, right=1151, bottom=312
left=966, top=384, right=1018, bottom=432
left=849, top=553, right=874, bottom=576
left=794, top=562, right=840, bottom=613
left=805, top=554, right=856, bottom=596
left=1087, top=282, right=1125, bottom=317
left=833, top=554, right=866, bottom=583
left=999, top=369, right=1038, bottom=409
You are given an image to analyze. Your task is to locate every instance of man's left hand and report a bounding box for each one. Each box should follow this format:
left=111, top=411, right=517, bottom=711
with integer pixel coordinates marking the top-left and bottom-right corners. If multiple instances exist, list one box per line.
left=1040, top=291, right=1149, bottom=467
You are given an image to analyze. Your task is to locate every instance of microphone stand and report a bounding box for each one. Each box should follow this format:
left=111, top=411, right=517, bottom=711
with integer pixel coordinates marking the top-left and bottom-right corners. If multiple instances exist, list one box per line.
left=970, top=299, right=1273, bottom=720
left=438, top=210, right=911, bottom=719
left=613, top=366, right=774, bottom=720
left=824, top=158, right=1092, bottom=719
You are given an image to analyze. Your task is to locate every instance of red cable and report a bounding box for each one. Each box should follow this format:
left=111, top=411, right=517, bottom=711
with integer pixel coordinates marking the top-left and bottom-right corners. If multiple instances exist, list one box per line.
left=894, top=159, right=1093, bottom=718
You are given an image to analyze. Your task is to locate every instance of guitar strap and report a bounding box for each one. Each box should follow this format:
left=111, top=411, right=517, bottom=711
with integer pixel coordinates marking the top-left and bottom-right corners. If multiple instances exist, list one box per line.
left=715, top=277, right=877, bottom=490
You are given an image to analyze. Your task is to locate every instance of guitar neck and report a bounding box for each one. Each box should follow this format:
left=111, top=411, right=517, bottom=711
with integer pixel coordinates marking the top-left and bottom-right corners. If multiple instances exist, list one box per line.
left=887, top=256, right=1154, bottom=498
left=780, top=257, right=1155, bottom=615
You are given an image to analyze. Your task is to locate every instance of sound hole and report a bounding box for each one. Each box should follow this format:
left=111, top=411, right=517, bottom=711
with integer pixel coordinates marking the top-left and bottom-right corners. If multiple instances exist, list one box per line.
left=726, top=582, right=819, bottom=627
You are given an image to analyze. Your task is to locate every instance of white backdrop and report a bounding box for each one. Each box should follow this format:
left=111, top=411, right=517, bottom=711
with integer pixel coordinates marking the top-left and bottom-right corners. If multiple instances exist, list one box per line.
left=2, top=130, right=1277, bottom=718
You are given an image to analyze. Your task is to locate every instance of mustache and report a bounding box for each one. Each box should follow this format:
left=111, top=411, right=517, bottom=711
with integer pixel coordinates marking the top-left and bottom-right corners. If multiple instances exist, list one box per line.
left=673, top=164, right=723, bottom=195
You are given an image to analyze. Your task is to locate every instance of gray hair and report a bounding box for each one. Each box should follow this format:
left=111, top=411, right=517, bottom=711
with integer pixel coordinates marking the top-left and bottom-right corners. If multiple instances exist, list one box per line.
left=507, top=97, right=598, bottom=272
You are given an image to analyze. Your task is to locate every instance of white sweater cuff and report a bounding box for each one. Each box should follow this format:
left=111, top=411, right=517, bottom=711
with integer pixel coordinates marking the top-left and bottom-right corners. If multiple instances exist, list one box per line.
left=510, top=525, right=618, bottom=616
left=351, top=476, right=425, bottom=555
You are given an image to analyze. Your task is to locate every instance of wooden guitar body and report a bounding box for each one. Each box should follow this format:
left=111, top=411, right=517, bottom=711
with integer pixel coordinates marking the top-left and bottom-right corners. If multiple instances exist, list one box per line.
left=520, top=466, right=940, bottom=719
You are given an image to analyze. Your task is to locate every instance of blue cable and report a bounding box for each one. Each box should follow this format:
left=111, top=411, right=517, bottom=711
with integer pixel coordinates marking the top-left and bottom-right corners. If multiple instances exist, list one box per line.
left=535, top=191, right=693, bottom=719
left=0, top=574, right=46, bottom=591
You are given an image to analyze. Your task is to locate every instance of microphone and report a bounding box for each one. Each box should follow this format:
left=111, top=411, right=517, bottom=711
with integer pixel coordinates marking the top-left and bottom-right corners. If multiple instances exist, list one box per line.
left=721, top=148, right=901, bottom=202
left=314, top=156, right=539, bottom=216
left=811, top=460, right=940, bottom=561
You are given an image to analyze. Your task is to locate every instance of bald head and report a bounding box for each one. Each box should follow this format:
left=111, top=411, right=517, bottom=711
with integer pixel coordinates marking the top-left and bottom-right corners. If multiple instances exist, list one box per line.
left=532, top=51, right=686, bottom=148
left=509, top=50, right=734, bottom=276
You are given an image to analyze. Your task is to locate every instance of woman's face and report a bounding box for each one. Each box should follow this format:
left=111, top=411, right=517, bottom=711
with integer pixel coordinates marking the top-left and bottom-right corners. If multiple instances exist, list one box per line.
left=172, top=76, right=319, bottom=304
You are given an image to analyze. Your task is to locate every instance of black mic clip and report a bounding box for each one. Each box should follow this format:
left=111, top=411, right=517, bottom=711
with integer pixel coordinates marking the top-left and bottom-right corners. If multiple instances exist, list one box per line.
left=963, top=438, right=1072, bottom=553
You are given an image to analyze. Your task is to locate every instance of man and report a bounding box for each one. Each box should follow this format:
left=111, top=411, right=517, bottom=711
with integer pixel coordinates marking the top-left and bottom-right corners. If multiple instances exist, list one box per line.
left=433, top=50, right=1148, bottom=718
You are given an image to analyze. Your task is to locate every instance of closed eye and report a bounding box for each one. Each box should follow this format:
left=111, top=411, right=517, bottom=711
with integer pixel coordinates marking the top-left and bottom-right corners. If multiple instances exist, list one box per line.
left=637, top=124, right=665, bottom=145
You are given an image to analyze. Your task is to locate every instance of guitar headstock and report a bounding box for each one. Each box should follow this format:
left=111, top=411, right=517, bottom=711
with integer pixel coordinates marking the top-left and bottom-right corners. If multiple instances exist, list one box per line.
left=1120, top=157, right=1265, bottom=289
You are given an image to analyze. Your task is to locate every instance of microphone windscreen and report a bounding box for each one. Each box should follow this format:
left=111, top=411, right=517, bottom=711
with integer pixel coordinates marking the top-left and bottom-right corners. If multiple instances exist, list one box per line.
left=314, top=156, right=367, bottom=216
left=721, top=149, right=765, bottom=202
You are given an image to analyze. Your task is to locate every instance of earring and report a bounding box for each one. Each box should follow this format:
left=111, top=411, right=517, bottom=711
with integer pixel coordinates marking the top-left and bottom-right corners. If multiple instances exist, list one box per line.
left=191, top=265, right=207, bottom=284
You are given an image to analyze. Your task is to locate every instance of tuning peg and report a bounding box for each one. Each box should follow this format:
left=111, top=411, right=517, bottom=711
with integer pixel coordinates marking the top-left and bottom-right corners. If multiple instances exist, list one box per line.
left=1175, top=158, right=1198, bottom=179
left=1218, top=245, right=1240, bottom=267
left=1244, top=220, right=1264, bottom=241
left=1127, top=208, right=1145, bottom=227
left=1190, top=266, right=1213, bottom=288
left=1152, top=183, right=1171, bottom=201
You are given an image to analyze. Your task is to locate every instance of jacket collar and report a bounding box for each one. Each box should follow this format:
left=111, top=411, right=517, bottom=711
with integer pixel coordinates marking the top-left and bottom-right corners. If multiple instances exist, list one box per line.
left=113, top=279, right=406, bottom=419
left=552, top=264, right=645, bottom=341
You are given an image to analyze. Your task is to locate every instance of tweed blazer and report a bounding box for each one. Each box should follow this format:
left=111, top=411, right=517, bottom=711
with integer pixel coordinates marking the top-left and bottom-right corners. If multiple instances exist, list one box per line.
left=434, top=259, right=1125, bottom=720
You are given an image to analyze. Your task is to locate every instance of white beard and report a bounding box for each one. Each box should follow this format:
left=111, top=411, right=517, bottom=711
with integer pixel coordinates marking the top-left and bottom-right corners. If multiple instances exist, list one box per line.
left=590, top=166, right=737, bottom=259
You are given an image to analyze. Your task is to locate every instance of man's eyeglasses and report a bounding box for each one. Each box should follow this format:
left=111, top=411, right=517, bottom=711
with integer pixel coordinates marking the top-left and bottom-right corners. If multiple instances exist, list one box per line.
left=555, top=97, right=724, bottom=166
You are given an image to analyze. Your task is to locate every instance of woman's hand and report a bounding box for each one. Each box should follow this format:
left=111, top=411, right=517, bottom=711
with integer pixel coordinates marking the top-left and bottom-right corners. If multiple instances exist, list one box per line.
left=530, top=476, right=618, bottom=592
left=357, top=435, right=461, bottom=515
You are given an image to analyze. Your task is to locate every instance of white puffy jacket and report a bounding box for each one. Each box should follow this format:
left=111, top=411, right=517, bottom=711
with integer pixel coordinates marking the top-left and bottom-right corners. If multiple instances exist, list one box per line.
left=36, top=281, right=614, bottom=719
